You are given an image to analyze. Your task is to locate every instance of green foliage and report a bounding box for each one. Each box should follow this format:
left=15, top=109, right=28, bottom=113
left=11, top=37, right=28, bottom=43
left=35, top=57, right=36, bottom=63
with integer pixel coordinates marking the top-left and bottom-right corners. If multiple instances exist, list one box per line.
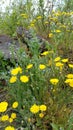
left=0, top=0, right=73, bottom=129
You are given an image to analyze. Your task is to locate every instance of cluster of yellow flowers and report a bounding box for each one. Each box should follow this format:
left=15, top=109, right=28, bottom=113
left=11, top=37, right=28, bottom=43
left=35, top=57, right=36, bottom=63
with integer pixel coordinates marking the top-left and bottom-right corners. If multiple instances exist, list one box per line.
left=9, top=51, right=73, bottom=89
left=30, top=104, right=47, bottom=118
left=10, top=66, right=29, bottom=83
left=65, top=74, right=73, bottom=87
left=0, top=101, right=18, bottom=130
left=9, top=63, right=48, bottom=83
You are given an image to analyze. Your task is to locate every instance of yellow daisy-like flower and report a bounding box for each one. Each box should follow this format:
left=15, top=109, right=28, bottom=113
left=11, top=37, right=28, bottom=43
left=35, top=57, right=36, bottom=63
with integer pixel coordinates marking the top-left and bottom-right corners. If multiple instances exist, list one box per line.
left=50, top=78, right=59, bottom=85
left=20, top=75, right=29, bottom=83
left=0, top=101, right=8, bottom=112
left=11, top=113, right=16, bottom=119
left=39, top=64, right=46, bottom=70
left=9, top=76, right=17, bottom=83
left=65, top=79, right=73, bottom=87
left=26, top=64, right=33, bottom=69
left=11, top=67, right=22, bottom=75
left=66, top=74, right=73, bottom=79
left=55, top=62, right=64, bottom=67
left=61, top=58, right=68, bottom=63
left=54, top=57, right=61, bottom=62
left=30, top=104, right=39, bottom=114
left=39, top=113, right=44, bottom=118
left=11, top=68, right=18, bottom=75
left=5, top=126, right=15, bottom=130
left=1, top=115, right=9, bottom=121
left=68, top=64, right=73, bottom=68
left=44, top=21, right=48, bottom=24
left=65, top=78, right=72, bottom=83
left=39, top=105, right=47, bottom=111
left=55, top=29, right=61, bottom=33
left=48, top=33, right=53, bottom=38
left=12, top=101, right=18, bottom=109
left=37, top=16, right=42, bottom=19
left=41, top=51, right=49, bottom=56
left=8, top=118, right=13, bottom=123
left=69, top=80, right=73, bottom=87
left=17, top=67, right=22, bottom=73
left=20, top=13, right=28, bottom=18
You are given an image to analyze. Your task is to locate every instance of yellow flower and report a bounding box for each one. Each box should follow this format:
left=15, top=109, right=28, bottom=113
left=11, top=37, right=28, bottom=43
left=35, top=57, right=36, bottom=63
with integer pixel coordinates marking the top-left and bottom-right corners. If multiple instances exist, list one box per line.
left=39, top=113, right=44, bottom=118
left=55, top=62, right=64, bottom=67
left=20, top=75, right=29, bottom=83
left=26, top=64, right=33, bottom=69
left=9, top=76, right=17, bottom=83
left=65, top=78, right=72, bottom=83
left=0, top=101, right=8, bottom=112
left=68, top=64, right=73, bottom=68
left=48, top=33, right=53, bottom=38
left=54, top=57, right=61, bottom=62
left=11, top=67, right=22, bottom=75
left=11, top=68, right=18, bottom=75
left=65, top=79, right=73, bottom=87
left=12, top=101, right=18, bottom=109
left=11, top=113, right=16, bottom=119
left=30, top=104, right=39, bottom=114
left=28, top=118, right=31, bottom=122
left=61, top=58, right=68, bottom=63
left=20, top=13, right=28, bottom=18
left=8, top=118, right=13, bottom=123
left=39, top=105, right=47, bottom=111
left=66, top=74, right=73, bottom=79
left=50, top=78, right=59, bottom=85
left=39, top=64, right=46, bottom=70
left=5, top=126, right=15, bottom=130
left=17, top=67, right=22, bottom=73
left=1, top=115, right=9, bottom=121
left=37, top=16, right=42, bottom=19
left=44, top=21, right=48, bottom=24
left=55, top=30, right=61, bottom=33
left=41, top=51, right=49, bottom=56
left=69, top=80, right=73, bottom=87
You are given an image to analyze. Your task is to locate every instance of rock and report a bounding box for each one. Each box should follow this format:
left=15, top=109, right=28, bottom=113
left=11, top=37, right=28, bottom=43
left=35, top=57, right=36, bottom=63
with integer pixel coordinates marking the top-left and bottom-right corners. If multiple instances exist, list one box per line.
left=0, top=34, right=21, bottom=59
left=0, top=28, right=48, bottom=59
left=16, top=26, right=47, bottom=53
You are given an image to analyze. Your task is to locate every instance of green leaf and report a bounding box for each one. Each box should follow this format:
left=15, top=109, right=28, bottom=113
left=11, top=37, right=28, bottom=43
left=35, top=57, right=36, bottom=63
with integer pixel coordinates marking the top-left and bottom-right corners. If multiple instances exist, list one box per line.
left=51, top=123, right=59, bottom=130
